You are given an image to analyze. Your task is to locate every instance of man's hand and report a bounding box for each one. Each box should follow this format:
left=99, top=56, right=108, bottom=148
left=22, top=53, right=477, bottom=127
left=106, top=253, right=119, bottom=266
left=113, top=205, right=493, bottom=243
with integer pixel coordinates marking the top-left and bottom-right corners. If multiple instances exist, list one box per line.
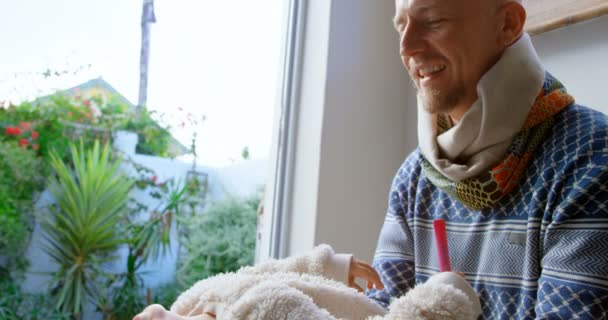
left=348, top=258, right=384, bottom=292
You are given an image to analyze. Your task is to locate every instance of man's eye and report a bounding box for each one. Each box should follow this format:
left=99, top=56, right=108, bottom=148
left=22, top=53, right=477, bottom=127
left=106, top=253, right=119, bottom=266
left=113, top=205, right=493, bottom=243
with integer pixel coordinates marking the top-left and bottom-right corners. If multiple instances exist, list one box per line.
left=427, top=19, right=444, bottom=27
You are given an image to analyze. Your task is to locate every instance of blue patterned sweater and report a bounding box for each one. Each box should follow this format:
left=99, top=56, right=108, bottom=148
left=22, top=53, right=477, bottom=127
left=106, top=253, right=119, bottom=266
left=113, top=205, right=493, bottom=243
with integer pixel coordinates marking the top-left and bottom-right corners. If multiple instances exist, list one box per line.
left=367, top=104, right=608, bottom=319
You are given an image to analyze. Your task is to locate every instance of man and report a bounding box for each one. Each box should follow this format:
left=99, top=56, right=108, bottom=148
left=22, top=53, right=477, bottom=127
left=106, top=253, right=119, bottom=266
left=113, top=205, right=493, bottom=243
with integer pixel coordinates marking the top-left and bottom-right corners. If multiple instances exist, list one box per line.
left=368, top=0, right=608, bottom=319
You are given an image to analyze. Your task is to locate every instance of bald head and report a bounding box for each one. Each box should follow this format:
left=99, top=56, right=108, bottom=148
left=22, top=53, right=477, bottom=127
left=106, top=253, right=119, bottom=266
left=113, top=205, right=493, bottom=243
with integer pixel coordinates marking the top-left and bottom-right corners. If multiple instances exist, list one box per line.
left=393, top=0, right=528, bottom=120
left=496, top=0, right=525, bottom=9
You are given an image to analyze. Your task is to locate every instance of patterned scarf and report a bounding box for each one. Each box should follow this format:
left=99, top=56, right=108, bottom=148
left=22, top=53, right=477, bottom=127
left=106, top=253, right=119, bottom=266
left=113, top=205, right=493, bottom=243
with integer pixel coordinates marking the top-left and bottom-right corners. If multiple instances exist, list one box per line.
left=421, top=73, right=574, bottom=210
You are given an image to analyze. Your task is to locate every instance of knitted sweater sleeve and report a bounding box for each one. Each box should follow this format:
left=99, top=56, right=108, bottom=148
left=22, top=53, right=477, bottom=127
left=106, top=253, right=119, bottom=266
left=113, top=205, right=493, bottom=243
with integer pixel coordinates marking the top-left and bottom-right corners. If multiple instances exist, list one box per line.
left=240, top=244, right=353, bottom=284
left=534, top=150, right=608, bottom=318
left=366, top=160, right=417, bottom=307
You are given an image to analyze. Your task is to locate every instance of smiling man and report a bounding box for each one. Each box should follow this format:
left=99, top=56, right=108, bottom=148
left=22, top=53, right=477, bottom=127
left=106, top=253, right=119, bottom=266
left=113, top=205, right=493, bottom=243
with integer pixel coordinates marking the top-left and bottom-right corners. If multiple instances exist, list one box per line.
left=368, top=0, right=608, bottom=319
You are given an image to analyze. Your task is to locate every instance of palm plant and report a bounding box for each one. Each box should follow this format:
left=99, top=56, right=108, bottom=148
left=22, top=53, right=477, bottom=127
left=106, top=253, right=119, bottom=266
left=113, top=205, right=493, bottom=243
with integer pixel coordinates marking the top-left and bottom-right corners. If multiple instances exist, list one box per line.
left=41, top=140, right=133, bottom=318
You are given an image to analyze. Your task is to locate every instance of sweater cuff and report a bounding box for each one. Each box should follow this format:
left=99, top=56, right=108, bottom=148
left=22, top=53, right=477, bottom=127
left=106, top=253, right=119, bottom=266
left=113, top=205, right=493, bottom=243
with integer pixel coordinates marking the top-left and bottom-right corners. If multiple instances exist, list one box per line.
left=324, top=253, right=352, bottom=284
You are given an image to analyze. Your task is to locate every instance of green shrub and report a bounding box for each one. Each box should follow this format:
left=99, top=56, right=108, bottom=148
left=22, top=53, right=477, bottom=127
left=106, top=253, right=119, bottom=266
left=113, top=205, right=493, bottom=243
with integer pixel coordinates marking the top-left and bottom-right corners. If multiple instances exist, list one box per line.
left=0, top=96, right=110, bottom=164
left=0, top=94, right=174, bottom=162
left=120, top=108, right=172, bottom=157
left=149, top=282, right=183, bottom=311
left=0, top=141, right=45, bottom=270
left=99, top=178, right=192, bottom=319
left=98, top=276, right=147, bottom=320
left=0, top=275, right=70, bottom=320
left=175, top=195, right=259, bottom=289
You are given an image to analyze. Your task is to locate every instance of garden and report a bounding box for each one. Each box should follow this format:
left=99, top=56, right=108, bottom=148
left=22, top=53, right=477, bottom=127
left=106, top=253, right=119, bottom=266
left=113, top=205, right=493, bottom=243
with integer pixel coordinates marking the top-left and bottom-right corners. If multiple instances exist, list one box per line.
left=0, top=94, right=260, bottom=319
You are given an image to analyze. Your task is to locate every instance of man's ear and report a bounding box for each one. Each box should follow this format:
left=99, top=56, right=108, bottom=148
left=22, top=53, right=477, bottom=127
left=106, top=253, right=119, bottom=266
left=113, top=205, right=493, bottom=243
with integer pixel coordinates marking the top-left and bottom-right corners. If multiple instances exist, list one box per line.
left=498, top=1, right=526, bottom=47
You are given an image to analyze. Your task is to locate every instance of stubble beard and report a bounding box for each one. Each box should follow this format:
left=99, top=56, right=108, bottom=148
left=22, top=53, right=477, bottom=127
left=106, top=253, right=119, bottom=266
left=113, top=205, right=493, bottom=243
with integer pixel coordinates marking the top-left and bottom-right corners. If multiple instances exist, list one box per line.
left=411, top=77, right=466, bottom=115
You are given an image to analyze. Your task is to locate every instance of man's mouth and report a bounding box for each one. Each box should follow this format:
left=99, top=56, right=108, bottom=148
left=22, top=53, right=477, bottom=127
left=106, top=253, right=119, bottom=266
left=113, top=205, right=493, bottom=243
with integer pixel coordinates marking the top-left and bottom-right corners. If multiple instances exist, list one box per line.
left=418, top=64, right=446, bottom=79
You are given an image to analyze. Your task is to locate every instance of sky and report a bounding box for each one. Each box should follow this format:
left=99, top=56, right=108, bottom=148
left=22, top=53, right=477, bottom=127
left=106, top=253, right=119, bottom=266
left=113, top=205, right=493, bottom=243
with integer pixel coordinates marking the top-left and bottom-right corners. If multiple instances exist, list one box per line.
left=0, top=0, right=284, bottom=167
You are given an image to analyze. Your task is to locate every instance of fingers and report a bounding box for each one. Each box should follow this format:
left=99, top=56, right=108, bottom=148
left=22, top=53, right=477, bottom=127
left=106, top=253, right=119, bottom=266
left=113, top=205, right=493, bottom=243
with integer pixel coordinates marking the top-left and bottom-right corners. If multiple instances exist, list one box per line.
left=350, top=258, right=384, bottom=291
left=349, top=275, right=365, bottom=292
left=134, top=305, right=215, bottom=320
left=201, top=312, right=217, bottom=320
left=356, top=259, right=384, bottom=290
left=133, top=304, right=167, bottom=320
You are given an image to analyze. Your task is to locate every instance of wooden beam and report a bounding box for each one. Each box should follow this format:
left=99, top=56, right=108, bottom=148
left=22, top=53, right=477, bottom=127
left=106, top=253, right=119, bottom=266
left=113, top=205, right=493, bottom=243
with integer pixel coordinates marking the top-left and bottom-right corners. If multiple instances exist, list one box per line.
left=524, top=0, right=608, bottom=35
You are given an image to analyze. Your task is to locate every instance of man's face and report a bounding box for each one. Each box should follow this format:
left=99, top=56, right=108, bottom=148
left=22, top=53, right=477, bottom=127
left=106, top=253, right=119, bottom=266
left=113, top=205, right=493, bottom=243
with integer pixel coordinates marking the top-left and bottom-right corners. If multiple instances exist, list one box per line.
left=394, top=0, right=504, bottom=115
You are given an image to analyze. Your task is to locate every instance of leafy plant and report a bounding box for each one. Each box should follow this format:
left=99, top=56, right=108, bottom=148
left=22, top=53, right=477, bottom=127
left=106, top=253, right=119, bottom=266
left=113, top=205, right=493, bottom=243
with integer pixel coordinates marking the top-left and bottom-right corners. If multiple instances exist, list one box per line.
left=175, top=194, right=259, bottom=288
left=148, top=282, right=183, bottom=311
left=0, top=95, right=108, bottom=164
left=0, top=141, right=45, bottom=271
left=100, top=172, right=194, bottom=319
left=0, top=274, right=71, bottom=320
left=0, top=93, right=175, bottom=163
left=0, top=91, right=207, bottom=318
left=40, top=140, right=133, bottom=318
left=98, top=273, right=146, bottom=320
left=117, top=107, right=172, bottom=157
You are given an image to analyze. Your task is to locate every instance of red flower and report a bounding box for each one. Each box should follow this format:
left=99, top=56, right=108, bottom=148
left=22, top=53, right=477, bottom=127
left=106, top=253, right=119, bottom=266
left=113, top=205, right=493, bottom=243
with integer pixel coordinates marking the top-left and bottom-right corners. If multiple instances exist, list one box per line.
left=83, top=100, right=91, bottom=107
left=19, top=139, right=29, bottom=146
left=5, top=126, right=21, bottom=135
left=19, top=122, right=31, bottom=130
left=151, top=176, right=158, bottom=183
left=31, top=131, right=39, bottom=140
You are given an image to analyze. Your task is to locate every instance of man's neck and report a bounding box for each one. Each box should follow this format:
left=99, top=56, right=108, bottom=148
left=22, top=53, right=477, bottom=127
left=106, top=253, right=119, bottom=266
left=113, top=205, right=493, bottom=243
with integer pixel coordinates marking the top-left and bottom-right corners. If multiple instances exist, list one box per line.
left=447, top=99, right=476, bottom=124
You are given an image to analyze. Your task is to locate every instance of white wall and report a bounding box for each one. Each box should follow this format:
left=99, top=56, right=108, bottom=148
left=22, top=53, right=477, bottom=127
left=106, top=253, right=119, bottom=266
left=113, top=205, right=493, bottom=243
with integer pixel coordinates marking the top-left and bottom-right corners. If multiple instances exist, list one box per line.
left=315, top=0, right=417, bottom=262
left=286, top=0, right=416, bottom=262
left=532, top=16, right=608, bottom=115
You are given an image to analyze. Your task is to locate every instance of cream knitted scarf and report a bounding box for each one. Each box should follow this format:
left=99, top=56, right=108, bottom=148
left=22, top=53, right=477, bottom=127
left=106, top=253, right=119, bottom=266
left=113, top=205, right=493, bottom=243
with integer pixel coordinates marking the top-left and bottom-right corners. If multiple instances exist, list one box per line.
left=418, top=34, right=574, bottom=209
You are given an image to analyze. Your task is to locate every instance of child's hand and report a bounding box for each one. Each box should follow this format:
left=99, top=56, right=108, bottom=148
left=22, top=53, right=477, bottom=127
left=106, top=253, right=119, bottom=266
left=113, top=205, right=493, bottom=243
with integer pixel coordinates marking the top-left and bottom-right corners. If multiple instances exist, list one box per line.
left=133, top=304, right=216, bottom=320
left=348, top=258, right=384, bottom=292
left=133, top=304, right=171, bottom=320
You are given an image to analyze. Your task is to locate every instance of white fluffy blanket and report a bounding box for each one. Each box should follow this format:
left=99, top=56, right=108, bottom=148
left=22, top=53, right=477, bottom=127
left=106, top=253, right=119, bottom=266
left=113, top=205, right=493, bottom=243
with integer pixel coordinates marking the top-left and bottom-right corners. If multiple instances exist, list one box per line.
left=170, top=245, right=481, bottom=320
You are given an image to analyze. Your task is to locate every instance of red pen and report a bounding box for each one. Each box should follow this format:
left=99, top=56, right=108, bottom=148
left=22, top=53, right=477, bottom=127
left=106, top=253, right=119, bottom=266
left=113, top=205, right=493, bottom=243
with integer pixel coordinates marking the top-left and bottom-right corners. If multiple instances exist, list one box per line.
left=433, top=219, right=451, bottom=272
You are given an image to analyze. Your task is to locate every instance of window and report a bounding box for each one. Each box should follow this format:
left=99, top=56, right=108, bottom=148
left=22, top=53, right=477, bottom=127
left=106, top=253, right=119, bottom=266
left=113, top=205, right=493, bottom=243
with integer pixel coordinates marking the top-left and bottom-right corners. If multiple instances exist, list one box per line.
left=0, top=0, right=287, bottom=317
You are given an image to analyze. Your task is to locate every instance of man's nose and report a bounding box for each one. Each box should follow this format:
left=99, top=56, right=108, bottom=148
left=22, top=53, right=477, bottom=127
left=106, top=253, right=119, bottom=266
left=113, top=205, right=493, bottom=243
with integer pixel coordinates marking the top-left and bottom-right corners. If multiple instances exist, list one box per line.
left=400, top=22, right=425, bottom=57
